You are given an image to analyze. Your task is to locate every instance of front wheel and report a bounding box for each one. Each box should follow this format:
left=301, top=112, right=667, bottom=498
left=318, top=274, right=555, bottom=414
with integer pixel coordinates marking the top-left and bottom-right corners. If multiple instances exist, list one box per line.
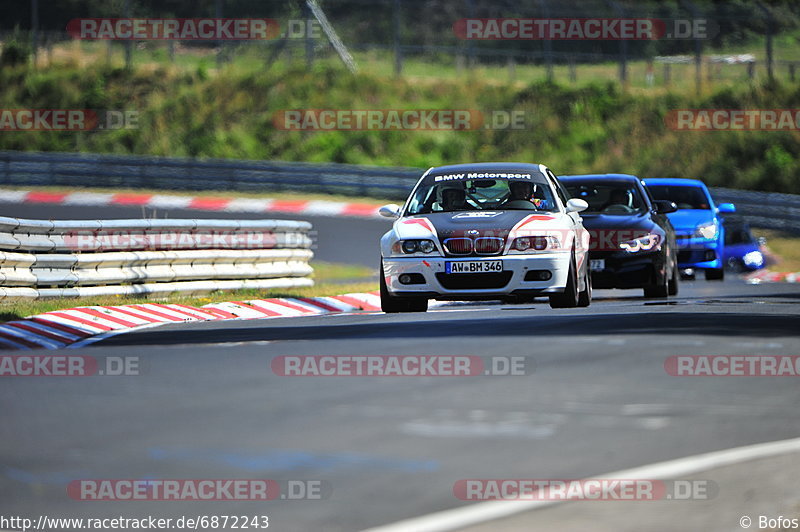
left=668, top=258, right=679, bottom=296
left=644, top=265, right=669, bottom=298
left=380, top=260, right=429, bottom=313
left=550, top=254, right=579, bottom=309
left=577, top=265, right=592, bottom=308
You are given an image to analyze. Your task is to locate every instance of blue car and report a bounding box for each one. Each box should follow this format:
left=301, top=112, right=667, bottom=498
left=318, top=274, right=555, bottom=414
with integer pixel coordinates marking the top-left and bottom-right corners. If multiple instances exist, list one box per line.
left=721, top=218, right=766, bottom=272
left=643, top=178, right=735, bottom=281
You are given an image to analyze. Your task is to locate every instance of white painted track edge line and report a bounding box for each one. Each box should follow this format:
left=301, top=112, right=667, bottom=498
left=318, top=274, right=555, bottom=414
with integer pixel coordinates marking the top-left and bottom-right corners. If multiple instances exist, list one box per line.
left=360, top=435, right=800, bottom=532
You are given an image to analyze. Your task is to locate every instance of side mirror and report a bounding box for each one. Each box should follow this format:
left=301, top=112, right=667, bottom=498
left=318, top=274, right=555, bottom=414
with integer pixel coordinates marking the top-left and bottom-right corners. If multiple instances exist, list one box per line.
left=379, top=204, right=401, bottom=218
left=565, top=198, right=589, bottom=213
left=717, top=203, right=736, bottom=214
left=653, top=200, right=678, bottom=214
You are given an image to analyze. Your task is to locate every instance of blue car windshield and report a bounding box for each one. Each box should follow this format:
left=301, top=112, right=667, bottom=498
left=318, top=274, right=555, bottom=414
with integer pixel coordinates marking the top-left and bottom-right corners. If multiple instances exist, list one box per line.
left=647, top=185, right=711, bottom=210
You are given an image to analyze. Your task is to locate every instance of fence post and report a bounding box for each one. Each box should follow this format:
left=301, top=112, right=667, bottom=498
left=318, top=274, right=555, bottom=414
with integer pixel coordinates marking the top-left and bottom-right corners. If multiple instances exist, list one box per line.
left=124, top=0, right=132, bottom=70
left=393, top=0, right=402, bottom=76
left=537, top=0, right=554, bottom=82
left=215, top=0, right=224, bottom=68
left=466, top=0, right=475, bottom=70
left=30, top=0, right=39, bottom=65
left=303, top=1, right=314, bottom=69
left=790, top=63, right=796, bottom=82
left=507, top=56, right=516, bottom=81
left=569, top=56, right=577, bottom=83
left=756, top=1, right=775, bottom=81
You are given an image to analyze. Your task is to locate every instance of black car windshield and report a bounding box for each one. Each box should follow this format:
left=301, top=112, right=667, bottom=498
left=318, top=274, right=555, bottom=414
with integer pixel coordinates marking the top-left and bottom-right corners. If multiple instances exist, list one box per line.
left=405, top=177, right=558, bottom=215
left=647, top=185, right=711, bottom=210
left=563, top=181, right=647, bottom=215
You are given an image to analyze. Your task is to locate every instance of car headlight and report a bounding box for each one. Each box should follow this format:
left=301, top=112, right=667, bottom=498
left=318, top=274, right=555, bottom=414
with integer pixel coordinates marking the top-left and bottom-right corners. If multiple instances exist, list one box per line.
left=743, top=250, right=764, bottom=267
left=393, top=239, right=437, bottom=255
left=620, top=234, right=662, bottom=253
left=694, top=221, right=719, bottom=240
left=511, top=235, right=560, bottom=252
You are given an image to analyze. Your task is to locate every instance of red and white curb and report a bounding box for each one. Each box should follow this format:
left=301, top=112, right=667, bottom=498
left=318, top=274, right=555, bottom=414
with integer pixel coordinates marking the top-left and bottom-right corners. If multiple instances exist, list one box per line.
left=0, top=292, right=383, bottom=351
left=745, top=270, right=800, bottom=284
left=0, top=188, right=385, bottom=219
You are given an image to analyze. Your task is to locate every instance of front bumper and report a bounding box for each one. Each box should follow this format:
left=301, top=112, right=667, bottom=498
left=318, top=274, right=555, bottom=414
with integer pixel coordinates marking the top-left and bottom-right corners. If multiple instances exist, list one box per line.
left=382, top=253, right=571, bottom=300
left=589, top=250, right=662, bottom=289
left=675, top=236, right=722, bottom=269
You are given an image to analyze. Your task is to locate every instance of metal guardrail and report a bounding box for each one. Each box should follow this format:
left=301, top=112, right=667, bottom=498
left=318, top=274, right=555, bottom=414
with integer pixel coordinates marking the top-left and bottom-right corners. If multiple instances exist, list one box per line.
left=711, top=187, right=800, bottom=233
left=0, top=151, right=421, bottom=199
left=0, top=216, right=314, bottom=300
left=0, top=151, right=798, bottom=233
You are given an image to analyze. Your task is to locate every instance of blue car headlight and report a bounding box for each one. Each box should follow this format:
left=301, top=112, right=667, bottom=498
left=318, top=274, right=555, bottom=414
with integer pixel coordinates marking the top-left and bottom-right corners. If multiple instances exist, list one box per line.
left=743, top=250, right=764, bottom=268
left=694, top=221, right=719, bottom=240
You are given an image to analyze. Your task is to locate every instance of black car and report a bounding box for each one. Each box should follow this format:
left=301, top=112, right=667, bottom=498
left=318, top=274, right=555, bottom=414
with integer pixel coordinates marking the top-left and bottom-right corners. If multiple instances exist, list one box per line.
left=559, top=174, right=679, bottom=298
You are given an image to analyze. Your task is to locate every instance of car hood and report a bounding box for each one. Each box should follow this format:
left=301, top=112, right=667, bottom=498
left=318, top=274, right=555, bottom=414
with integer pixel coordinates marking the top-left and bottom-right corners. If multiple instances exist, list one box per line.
left=394, top=210, right=564, bottom=240
left=665, top=209, right=715, bottom=232
left=578, top=213, right=657, bottom=232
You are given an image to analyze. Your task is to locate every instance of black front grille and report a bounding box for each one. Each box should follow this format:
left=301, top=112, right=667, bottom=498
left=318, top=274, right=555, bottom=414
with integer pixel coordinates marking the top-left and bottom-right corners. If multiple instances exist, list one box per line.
left=436, top=272, right=513, bottom=289
left=474, top=237, right=504, bottom=255
left=444, top=238, right=473, bottom=255
left=443, top=237, right=505, bottom=256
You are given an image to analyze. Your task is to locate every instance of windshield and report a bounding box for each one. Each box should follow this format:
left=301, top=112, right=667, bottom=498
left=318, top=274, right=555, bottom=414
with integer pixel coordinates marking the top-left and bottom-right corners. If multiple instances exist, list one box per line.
left=647, top=185, right=711, bottom=210
left=405, top=178, right=557, bottom=215
left=724, top=222, right=756, bottom=245
left=563, top=181, right=647, bottom=215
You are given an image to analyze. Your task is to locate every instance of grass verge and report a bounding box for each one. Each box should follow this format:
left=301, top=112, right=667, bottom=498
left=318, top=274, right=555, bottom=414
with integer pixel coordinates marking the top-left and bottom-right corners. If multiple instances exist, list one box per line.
left=753, top=229, right=800, bottom=273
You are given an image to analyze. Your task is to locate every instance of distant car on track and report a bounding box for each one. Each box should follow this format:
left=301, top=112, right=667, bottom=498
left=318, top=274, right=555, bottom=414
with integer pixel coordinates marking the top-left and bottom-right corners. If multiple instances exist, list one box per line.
left=379, top=162, right=592, bottom=312
left=643, top=178, right=735, bottom=281
left=560, top=174, right=679, bottom=298
left=721, top=218, right=766, bottom=272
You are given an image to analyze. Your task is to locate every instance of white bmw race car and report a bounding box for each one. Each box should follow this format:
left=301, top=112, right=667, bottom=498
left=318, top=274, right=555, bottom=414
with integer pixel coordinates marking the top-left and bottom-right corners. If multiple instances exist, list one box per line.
left=379, top=163, right=592, bottom=312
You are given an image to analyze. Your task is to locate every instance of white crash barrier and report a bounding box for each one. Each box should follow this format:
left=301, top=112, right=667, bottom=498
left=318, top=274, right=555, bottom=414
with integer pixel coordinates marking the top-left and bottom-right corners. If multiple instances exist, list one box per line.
left=0, top=217, right=314, bottom=300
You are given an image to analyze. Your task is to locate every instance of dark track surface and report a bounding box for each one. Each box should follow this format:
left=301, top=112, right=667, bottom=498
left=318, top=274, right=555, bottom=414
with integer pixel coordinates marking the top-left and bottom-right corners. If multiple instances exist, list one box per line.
left=2, top=279, right=799, bottom=531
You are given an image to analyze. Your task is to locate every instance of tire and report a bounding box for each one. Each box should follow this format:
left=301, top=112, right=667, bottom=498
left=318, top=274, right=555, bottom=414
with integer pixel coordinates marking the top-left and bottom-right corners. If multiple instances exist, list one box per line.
left=550, top=254, right=579, bottom=309
left=643, top=265, right=669, bottom=298
left=668, top=259, right=679, bottom=296
left=577, top=264, right=592, bottom=308
left=380, top=260, right=429, bottom=313
left=704, top=267, right=725, bottom=281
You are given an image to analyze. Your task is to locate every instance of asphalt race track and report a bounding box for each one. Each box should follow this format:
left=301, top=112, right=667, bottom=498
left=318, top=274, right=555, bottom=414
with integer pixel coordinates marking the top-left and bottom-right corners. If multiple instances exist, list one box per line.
left=2, top=203, right=799, bottom=531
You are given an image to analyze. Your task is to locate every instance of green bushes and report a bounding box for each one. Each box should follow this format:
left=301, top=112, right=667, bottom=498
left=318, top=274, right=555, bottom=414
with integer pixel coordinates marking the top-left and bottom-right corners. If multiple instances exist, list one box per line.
left=1, top=63, right=798, bottom=193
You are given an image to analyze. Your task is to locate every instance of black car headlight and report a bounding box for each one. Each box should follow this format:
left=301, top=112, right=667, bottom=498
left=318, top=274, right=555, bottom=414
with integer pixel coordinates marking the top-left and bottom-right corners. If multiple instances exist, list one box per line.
left=620, top=234, right=662, bottom=253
